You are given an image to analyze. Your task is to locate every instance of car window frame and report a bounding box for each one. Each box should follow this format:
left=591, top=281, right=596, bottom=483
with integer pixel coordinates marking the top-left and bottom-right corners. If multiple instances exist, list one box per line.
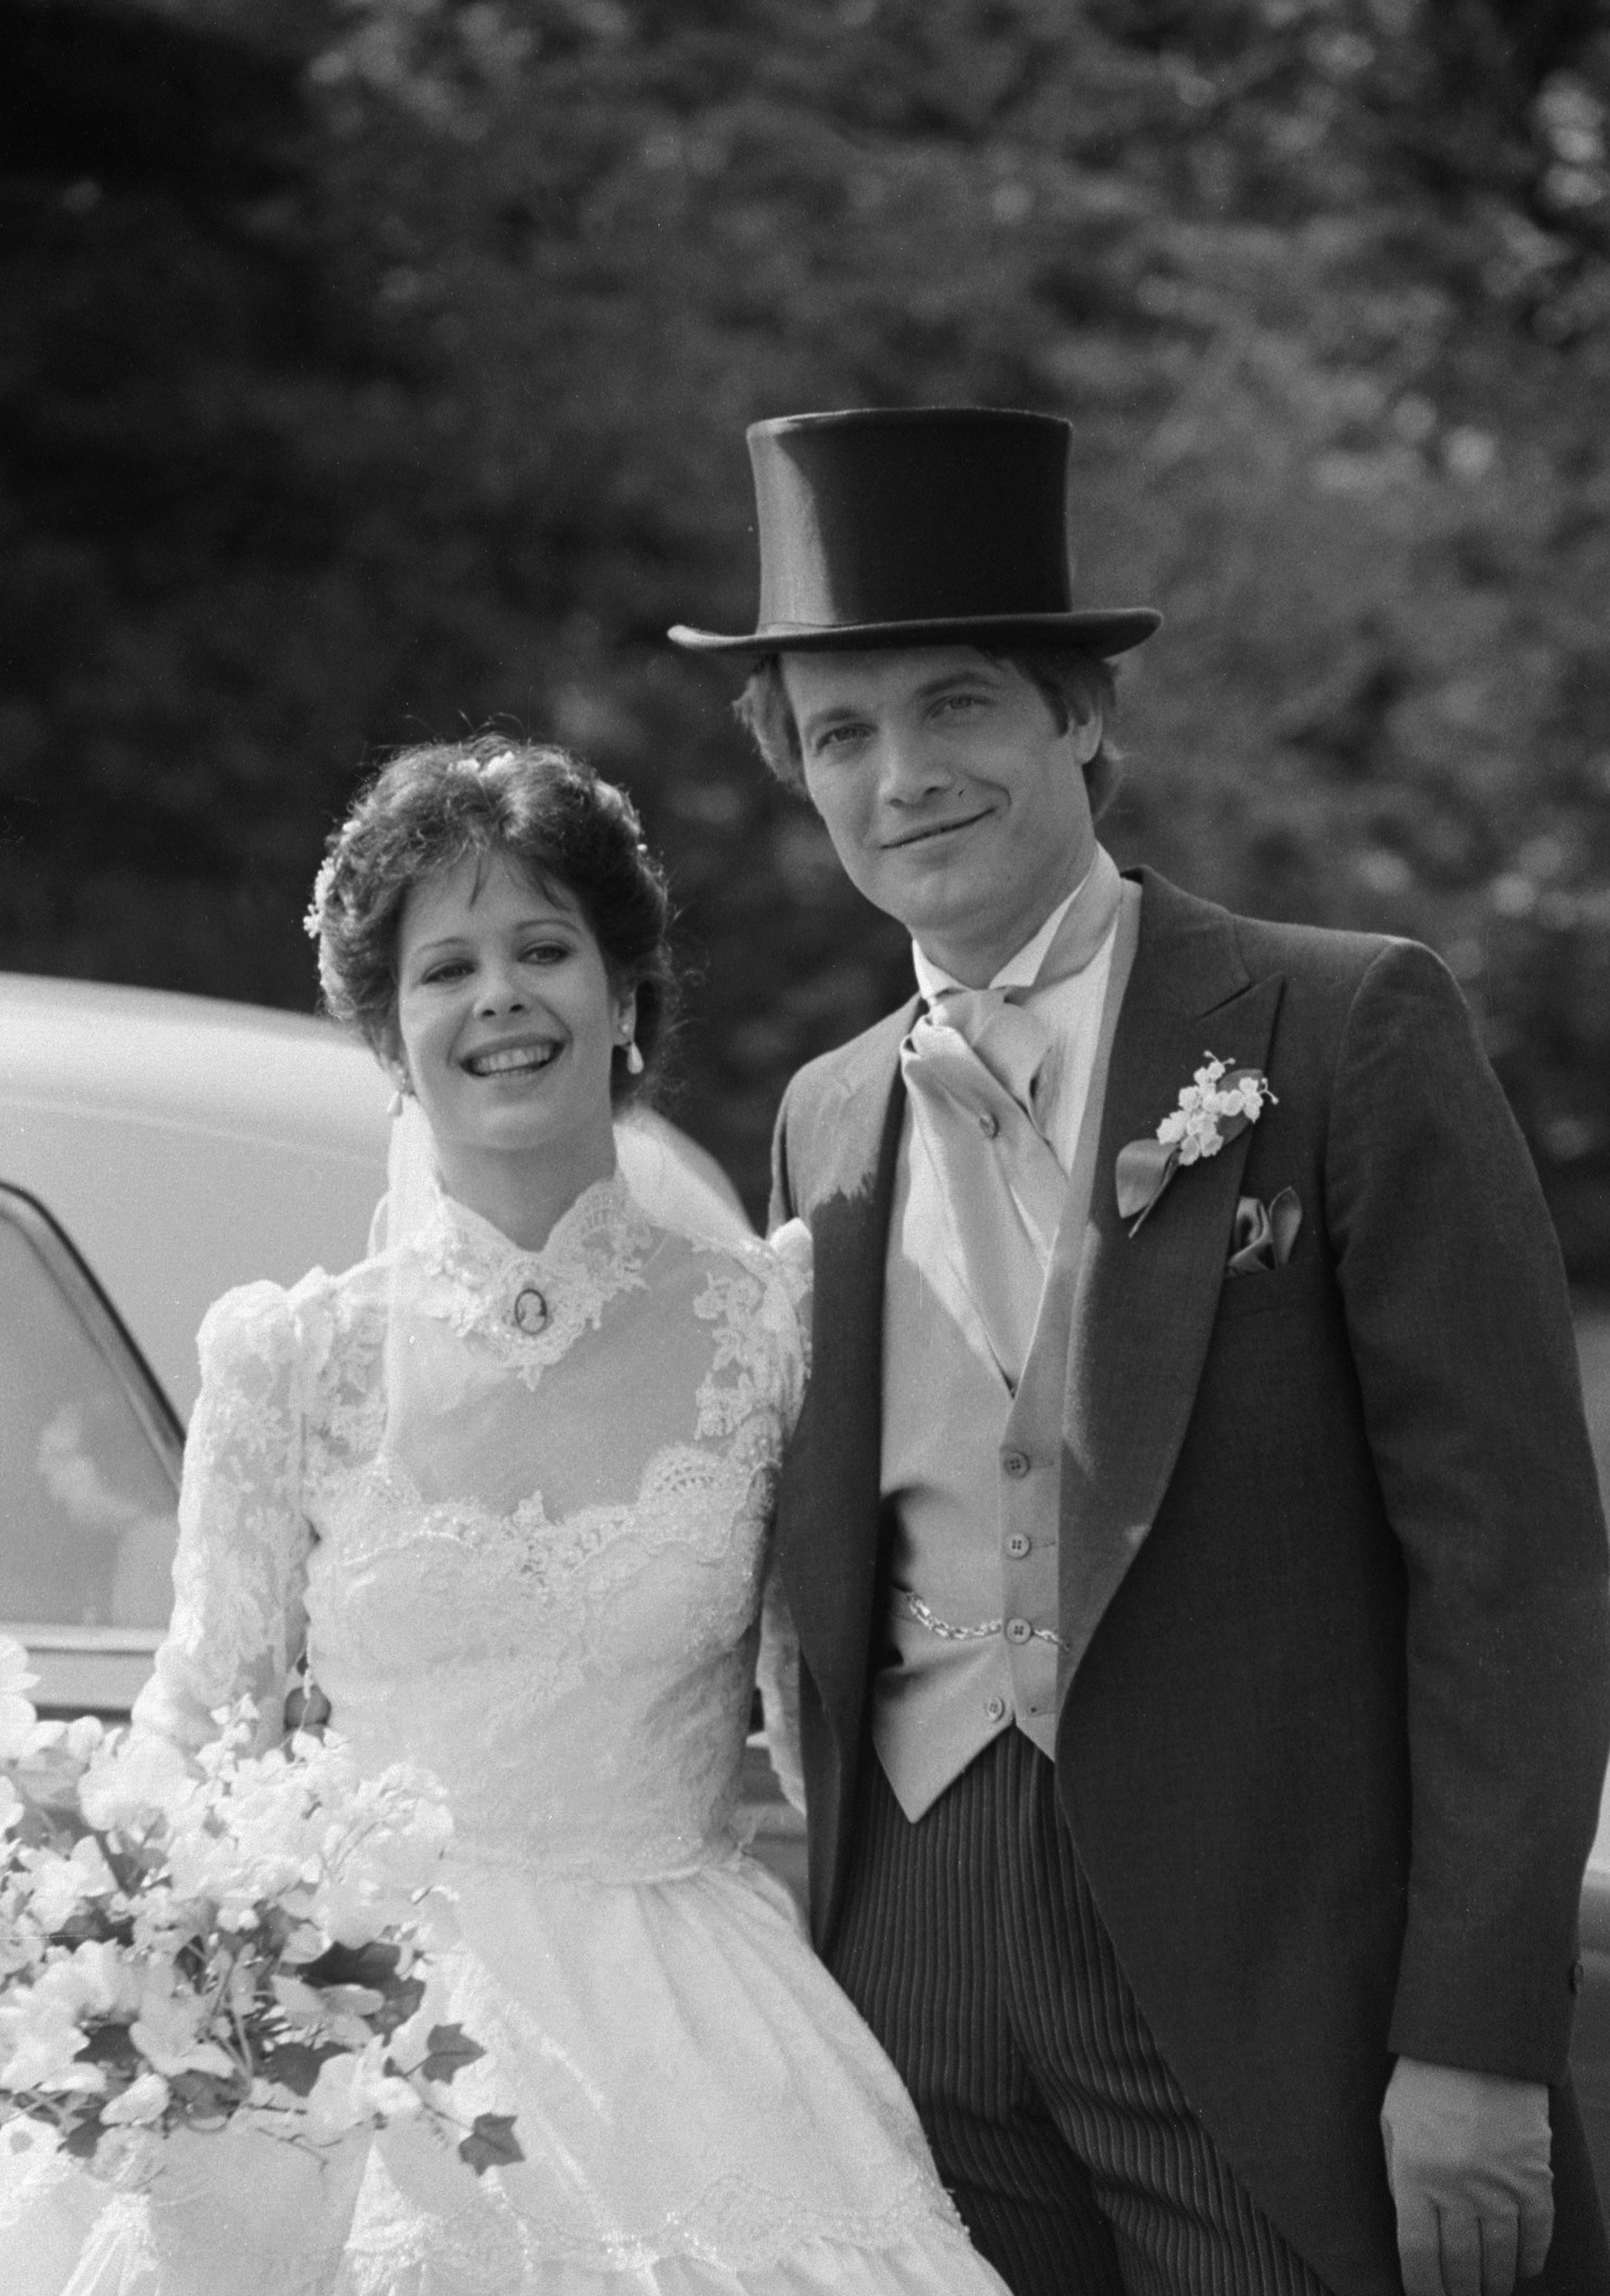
left=0, top=1181, right=183, bottom=1679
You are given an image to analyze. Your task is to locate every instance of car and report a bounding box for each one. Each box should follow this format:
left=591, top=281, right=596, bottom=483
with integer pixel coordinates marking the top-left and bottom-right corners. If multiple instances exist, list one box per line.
left=0, top=971, right=1600, bottom=2178
left=0, top=969, right=804, bottom=1900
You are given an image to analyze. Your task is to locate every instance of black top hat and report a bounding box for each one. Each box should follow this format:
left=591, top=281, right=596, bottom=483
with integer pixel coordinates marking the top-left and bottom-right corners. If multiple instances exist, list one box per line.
left=668, top=406, right=1160, bottom=659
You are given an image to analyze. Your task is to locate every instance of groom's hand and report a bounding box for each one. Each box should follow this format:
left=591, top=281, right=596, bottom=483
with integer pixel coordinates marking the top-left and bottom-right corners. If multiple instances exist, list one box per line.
left=1381, top=2058, right=1552, bottom=2296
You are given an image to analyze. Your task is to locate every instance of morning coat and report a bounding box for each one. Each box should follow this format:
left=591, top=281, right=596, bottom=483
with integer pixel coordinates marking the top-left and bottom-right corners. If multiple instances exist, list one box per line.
left=769, top=867, right=1610, bottom=2295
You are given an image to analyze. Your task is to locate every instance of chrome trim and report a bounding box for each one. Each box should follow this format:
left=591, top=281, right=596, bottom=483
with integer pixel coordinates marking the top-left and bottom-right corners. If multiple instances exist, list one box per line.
left=7, top=1624, right=163, bottom=1655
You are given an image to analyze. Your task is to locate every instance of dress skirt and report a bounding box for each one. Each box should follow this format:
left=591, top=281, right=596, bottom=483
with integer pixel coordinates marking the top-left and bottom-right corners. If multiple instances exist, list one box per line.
left=336, top=1847, right=1003, bottom=2296
left=2, top=1849, right=1004, bottom=2296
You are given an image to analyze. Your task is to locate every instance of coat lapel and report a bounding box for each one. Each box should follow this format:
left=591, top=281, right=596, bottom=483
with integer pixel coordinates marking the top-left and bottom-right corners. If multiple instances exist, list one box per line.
left=1057, top=871, right=1285, bottom=1684
left=776, top=1007, right=912, bottom=1760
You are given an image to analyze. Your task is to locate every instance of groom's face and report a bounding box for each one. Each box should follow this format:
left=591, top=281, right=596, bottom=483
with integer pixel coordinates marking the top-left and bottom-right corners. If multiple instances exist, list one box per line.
left=783, top=646, right=1100, bottom=987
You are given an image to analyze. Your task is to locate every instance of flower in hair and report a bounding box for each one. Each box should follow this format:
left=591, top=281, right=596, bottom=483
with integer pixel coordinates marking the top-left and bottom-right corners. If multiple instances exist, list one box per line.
left=303, top=852, right=340, bottom=942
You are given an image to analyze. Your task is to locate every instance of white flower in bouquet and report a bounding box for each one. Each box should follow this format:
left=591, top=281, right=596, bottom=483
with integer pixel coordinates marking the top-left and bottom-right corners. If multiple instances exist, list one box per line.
left=77, top=1728, right=197, bottom=1835
left=301, top=2041, right=423, bottom=2144
left=0, top=1636, right=521, bottom=2187
left=0, top=1643, right=43, bottom=1760
left=21, top=1835, right=119, bottom=1932
left=130, top=1967, right=239, bottom=2082
left=0, top=1969, right=105, bottom=2094
left=99, top=2068, right=171, bottom=2125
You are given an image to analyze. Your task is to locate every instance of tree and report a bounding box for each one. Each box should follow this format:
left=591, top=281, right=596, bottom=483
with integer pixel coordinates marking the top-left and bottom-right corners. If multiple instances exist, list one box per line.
left=4, top=0, right=1609, bottom=1247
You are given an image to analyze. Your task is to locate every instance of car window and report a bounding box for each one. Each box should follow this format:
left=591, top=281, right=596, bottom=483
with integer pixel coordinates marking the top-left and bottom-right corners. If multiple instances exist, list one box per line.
left=0, top=1187, right=181, bottom=1710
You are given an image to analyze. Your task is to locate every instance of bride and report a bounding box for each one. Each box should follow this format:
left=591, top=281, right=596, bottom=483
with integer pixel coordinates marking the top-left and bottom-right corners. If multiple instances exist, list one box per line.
left=9, top=736, right=1011, bottom=2296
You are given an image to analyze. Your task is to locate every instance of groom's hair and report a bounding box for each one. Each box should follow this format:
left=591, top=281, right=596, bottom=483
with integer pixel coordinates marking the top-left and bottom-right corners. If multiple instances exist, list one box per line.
left=732, top=648, right=1122, bottom=818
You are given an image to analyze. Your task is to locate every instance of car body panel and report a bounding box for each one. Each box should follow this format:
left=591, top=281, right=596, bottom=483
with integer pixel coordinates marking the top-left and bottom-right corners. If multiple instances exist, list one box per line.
left=1, top=972, right=391, bottom=1420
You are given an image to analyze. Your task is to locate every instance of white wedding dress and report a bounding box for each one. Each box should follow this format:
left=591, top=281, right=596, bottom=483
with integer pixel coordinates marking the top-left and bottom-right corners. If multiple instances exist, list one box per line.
left=4, top=1173, right=1005, bottom=2296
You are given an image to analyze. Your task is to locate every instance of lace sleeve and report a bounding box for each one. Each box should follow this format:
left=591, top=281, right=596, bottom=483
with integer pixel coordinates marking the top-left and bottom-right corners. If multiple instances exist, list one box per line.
left=132, top=1281, right=319, bottom=1756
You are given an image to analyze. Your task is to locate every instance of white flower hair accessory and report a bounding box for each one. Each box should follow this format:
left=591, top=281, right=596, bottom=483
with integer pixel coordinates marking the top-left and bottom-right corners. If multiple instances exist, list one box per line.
left=1116, top=1053, right=1276, bottom=1236
left=302, top=850, right=340, bottom=943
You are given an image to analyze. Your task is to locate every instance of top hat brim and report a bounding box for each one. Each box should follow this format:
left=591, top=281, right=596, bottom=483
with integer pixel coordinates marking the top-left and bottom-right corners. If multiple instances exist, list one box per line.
left=667, top=607, right=1162, bottom=660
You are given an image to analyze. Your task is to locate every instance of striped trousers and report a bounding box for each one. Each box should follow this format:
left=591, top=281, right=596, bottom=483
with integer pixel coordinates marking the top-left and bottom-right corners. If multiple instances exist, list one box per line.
left=828, top=1728, right=1333, bottom=2296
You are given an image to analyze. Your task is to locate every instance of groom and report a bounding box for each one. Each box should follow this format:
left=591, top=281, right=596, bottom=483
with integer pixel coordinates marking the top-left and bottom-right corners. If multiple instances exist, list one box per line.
left=670, top=408, right=1610, bottom=2296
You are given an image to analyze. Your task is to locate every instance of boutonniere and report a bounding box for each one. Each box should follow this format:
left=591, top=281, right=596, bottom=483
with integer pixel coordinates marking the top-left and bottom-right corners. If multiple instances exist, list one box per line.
left=1116, top=1055, right=1276, bottom=1236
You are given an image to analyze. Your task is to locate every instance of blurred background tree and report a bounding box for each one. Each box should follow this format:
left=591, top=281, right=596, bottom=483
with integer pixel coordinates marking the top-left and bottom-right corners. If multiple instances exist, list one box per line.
left=2, top=0, right=1608, bottom=1248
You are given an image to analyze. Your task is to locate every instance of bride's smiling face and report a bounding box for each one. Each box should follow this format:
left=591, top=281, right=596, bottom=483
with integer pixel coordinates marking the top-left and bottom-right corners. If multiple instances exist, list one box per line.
left=391, top=851, right=632, bottom=1190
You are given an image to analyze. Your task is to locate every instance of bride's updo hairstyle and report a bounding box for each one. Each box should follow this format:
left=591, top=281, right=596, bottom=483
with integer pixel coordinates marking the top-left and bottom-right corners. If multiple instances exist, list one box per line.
left=307, top=734, right=677, bottom=1107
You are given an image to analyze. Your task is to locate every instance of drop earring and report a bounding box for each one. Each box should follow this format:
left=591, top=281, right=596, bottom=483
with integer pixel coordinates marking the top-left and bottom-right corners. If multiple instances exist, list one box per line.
left=626, top=1041, right=645, bottom=1077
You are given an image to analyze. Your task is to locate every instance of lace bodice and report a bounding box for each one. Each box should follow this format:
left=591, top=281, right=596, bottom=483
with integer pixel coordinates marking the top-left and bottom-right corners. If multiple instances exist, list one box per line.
left=135, top=1178, right=809, bottom=1881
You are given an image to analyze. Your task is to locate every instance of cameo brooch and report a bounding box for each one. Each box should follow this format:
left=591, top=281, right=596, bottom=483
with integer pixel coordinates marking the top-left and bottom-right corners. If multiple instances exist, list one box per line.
left=511, top=1285, right=550, bottom=1336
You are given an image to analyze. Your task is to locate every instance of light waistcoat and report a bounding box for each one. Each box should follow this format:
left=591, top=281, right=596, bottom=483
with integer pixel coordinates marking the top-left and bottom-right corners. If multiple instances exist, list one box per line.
left=874, top=868, right=1141, bottom=1820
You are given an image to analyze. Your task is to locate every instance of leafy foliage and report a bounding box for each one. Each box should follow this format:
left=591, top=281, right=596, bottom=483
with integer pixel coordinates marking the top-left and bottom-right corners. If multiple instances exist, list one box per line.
left=3, top=0, right=1609, bottom=1255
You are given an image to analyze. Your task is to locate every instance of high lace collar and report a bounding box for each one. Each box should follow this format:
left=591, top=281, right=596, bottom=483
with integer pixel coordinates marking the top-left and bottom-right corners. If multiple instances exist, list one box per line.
left=422, top=1169, right=647, bottom=1280
left=400, top=1170, right=656, bottom=1381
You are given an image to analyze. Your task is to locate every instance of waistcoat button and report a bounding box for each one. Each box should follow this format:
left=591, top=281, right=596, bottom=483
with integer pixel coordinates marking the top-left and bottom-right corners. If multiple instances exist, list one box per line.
left=985, top=1696, right=1007, bottom=1722
left=1004, top=1617, right=1032, bottom=1645
left=1001, top=1449, right=1029, bottom=1478
left=1005, top=1532, right=1030, bottom=1558
left=978, top=1110, right=1000, bottom=1137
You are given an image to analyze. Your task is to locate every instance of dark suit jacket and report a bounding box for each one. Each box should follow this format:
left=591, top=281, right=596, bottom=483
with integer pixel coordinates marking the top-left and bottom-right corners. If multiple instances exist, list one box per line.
left=770, top=868, right=1610, bottom=2295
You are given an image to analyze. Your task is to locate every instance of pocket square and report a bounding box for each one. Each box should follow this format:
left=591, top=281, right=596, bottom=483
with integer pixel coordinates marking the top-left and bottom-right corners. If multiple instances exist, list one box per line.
left=1226, top=1187, right=1302, bottom=1276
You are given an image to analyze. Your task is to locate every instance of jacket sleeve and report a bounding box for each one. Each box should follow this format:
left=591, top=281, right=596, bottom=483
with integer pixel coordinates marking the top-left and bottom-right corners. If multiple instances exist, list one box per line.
left=1327, top=938, right=1610, bottom=2080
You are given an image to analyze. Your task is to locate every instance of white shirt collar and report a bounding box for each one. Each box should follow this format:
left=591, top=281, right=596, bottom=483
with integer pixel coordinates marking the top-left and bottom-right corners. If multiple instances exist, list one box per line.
left=910, top=854, right=1096, bottom=1006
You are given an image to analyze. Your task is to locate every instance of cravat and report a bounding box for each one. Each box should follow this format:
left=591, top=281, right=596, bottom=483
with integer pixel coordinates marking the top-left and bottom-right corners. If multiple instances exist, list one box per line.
left=899, top=849, right=1123, bottom=1386
left=939, top=992, right=1052, bottom=1124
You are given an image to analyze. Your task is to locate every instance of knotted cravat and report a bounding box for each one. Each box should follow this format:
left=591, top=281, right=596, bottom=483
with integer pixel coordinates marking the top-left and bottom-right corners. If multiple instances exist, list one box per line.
left=900, top=848, right=1123, bottom=1386
left=939, top=992, right=1053, bottom=1124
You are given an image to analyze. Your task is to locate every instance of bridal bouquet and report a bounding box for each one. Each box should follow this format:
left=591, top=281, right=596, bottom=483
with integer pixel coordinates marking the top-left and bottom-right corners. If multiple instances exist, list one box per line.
left=0, top=1637, right=521, bottom=2188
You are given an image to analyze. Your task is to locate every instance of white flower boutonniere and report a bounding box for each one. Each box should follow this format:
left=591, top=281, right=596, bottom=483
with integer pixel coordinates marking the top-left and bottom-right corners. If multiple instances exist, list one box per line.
left=1116, top=1054, right=1276, bottom=1236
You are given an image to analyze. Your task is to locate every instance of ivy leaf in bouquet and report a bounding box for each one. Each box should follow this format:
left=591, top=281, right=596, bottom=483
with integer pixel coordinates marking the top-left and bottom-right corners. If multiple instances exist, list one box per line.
left=0, top=1637, right=522, bottom=2194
